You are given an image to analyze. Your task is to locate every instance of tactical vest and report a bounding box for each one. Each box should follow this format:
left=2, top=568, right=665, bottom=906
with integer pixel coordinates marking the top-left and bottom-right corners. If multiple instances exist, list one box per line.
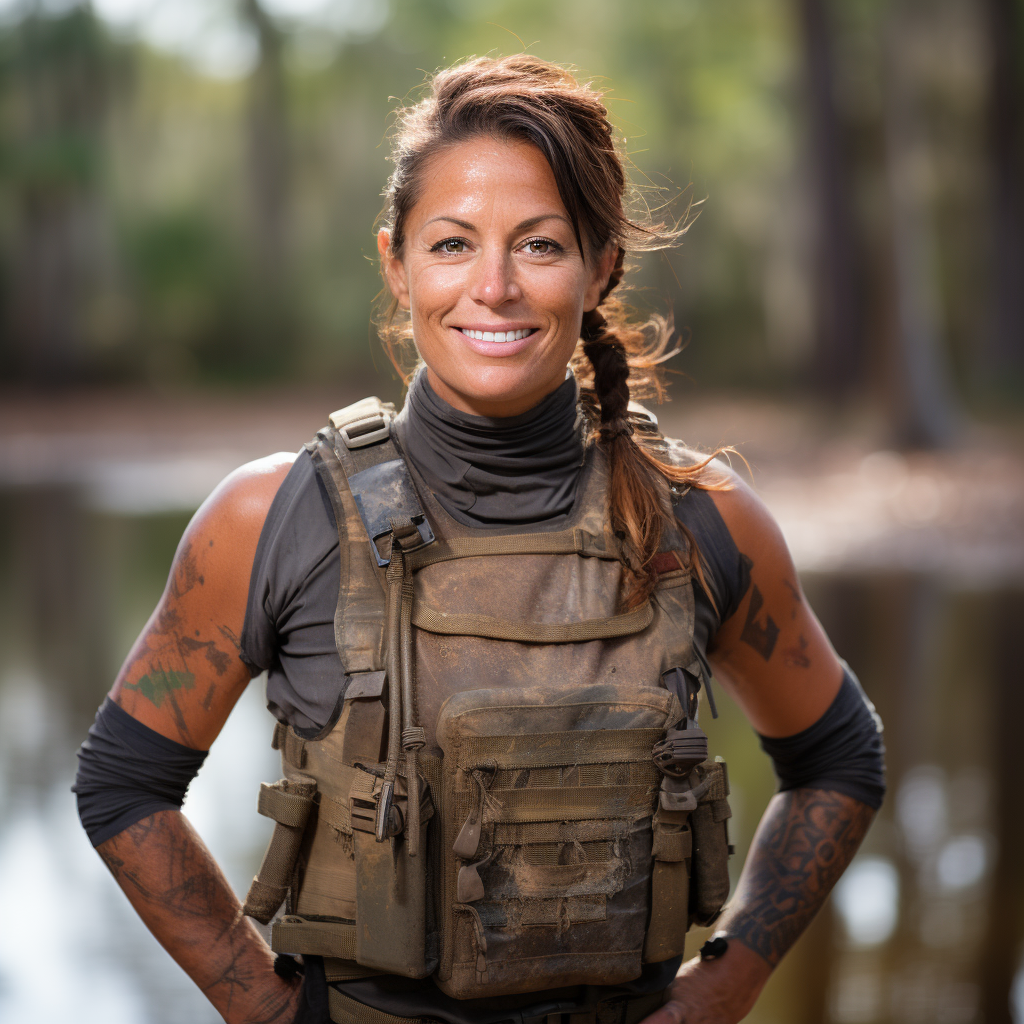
left=242, top=396, right=733, bottom=1001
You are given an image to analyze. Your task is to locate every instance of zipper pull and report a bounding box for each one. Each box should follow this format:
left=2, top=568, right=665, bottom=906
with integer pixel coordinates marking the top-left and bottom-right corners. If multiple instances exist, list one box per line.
left=452, top=766, right=494, bottom=860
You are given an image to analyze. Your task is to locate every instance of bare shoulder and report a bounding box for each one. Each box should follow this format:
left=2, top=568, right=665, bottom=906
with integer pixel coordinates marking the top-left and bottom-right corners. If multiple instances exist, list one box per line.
left=199, top=450, right=297, bottom=533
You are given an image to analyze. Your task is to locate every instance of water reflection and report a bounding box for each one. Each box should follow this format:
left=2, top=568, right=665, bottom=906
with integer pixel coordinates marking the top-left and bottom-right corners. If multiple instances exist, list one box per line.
left=0, top=480, right=1021, bottom=1023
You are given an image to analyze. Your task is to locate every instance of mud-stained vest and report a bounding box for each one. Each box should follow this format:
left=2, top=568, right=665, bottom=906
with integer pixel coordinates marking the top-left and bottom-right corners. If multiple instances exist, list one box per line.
left=242, top=397, right=733, bottom=1000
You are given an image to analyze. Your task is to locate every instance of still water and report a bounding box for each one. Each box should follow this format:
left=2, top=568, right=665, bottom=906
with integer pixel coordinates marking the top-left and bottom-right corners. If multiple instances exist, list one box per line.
left=0, top=472, right=1021, bottom=1024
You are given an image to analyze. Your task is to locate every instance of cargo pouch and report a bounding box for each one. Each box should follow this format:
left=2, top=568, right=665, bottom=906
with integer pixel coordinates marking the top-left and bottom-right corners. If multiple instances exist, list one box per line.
left=349, top=759, right=438, bottom=978
left=433, top=682, right=679, bottom=1000
left=642, top=803, right=692, bottom=962
left=242, top=777, right=317, bottom=924
left=686, top=760, right=733, bottom=927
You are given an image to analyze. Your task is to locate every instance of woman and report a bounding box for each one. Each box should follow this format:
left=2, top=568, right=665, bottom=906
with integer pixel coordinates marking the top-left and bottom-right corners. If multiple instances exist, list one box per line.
left=75, top=55, right=884, bottom=1024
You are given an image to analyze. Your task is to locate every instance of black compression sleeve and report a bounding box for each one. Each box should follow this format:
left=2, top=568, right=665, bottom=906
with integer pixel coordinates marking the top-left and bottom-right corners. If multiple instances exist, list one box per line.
left=757, top=667, right=886, bottom=810
left=73, top=697, right=208, bottom=847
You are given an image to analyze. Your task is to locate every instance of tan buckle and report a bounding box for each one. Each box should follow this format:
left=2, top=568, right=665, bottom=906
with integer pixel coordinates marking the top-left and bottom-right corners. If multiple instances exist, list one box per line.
left=339, top=411, right=392, bottom=449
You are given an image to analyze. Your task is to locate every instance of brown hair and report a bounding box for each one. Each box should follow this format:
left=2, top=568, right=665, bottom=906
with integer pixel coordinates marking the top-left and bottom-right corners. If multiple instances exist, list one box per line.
left=377, top=54, right=728, bottom=608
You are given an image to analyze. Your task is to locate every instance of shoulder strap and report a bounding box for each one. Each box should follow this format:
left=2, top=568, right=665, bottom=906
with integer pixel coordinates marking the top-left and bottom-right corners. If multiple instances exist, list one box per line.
left=304, top=396, right=434, bottom=674
left=324, top=397, right=436, bottom=567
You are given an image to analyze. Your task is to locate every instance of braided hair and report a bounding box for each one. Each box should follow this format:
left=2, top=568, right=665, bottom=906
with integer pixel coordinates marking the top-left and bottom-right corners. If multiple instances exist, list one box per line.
left=378, top=55, right=726, bottom=607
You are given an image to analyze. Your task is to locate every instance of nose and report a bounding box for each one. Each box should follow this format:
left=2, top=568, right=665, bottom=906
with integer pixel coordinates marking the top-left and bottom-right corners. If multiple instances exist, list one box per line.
left=467, top=246, right=521, bottom=307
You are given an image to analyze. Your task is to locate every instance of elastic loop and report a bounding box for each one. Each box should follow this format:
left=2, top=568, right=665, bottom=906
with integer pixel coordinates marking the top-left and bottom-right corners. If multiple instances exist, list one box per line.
left=402, top=726, right=426, bottom=751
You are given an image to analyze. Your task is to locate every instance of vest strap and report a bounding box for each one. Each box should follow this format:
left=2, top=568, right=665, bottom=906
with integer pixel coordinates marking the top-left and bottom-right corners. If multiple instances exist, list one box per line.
left=325, top=396, right=436, bottom=568
left=405, top=527, right=619, bottom=571
left=272, top=915, right=358, bottom=959
left=411, top=599, right=654, bottom=643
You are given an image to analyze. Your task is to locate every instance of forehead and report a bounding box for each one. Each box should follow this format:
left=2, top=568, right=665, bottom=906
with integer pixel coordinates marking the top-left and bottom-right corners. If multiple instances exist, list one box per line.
left=408, top=136, right=570, bottom=227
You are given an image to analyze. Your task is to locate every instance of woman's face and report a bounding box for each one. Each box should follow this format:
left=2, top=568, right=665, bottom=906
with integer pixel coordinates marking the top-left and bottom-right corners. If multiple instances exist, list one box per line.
left=379, top=136, right=615, bottom=417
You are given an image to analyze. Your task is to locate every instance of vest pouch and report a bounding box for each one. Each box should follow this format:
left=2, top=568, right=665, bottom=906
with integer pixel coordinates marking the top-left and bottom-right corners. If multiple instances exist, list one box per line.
left=242, top=777, right=317, bottom=925
left=687, top=759, right=733, bottom=927
left=642, top=801, right=692, bottom=962
left=350, top=760, right=437, bottom=978
left=434, top=682, right=679, bottom=1000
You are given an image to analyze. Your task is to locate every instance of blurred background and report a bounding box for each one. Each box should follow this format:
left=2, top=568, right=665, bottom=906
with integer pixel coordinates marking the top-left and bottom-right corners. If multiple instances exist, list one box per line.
left=0, top=0, right=1022, bottom=1021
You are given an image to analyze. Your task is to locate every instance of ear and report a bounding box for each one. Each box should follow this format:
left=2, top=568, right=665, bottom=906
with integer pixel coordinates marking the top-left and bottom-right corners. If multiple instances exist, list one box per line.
left=583, top=244, right=619, bottom=312
left=378, top=228, right=410, bottom=310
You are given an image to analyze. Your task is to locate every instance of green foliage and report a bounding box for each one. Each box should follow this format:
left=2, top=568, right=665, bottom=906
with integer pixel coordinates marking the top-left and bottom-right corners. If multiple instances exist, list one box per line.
left=0, top=0, right=1012, bottom=405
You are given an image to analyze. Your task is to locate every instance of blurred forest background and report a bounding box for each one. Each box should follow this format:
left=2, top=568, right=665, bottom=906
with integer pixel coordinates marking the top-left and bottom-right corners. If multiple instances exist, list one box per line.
left=2, top=1, right=1024, bottom=1023
left=0, top=0, right=1021, bottom=432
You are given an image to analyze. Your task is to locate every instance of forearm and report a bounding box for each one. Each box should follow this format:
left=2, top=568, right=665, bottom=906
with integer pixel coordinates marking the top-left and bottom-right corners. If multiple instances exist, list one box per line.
left=647, top=788, right=874, bottom=1024
left=717, top=787, right=875, bottom=967
left=98, top=809, right=301, bottom=1024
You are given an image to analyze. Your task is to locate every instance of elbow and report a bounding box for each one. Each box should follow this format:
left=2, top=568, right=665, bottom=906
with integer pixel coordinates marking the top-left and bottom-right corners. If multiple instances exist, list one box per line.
left=73, top=697, right=208, bottom=848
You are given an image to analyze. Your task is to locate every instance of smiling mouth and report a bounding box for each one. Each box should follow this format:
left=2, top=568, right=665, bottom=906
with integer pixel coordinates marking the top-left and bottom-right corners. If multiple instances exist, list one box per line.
left=458, top=328, right=537, bottom=343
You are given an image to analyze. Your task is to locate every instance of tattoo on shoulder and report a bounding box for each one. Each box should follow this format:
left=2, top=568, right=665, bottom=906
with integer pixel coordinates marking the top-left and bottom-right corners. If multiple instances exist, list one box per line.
left=170, top=541, right=203, bottom=599
left=123, top=669, right=195, bottom=707
left=218, top=624, right=242, bottom=652
left=117, top=538, right=244, bottom=743
left=783, top=634, right=811, bottom=669
left=740, top=584, right=780, bottom=661
left=722, top=789, right=874, bottom=966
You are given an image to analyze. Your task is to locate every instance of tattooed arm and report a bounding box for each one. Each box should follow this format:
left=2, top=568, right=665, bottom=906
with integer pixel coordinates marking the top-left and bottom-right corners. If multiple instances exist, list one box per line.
left=97, top=453, right=301, bottom=1024
left=645, top=469, right=876, bottom=1024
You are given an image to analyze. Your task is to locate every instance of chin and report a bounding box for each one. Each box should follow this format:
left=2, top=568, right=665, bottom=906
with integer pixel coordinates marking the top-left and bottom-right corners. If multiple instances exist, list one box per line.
left=436, top=363, right=562, bottom=416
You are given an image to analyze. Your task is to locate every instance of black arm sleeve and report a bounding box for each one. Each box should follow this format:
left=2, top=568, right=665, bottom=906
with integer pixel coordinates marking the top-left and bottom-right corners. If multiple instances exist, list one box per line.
left=757, top=666, right=886, bottom=810
left=73, top=697, right=208, bottom=847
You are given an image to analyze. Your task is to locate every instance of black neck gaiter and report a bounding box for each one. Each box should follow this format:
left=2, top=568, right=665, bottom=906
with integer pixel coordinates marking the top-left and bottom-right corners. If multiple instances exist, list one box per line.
left=394, top=368, right=585, bottom=529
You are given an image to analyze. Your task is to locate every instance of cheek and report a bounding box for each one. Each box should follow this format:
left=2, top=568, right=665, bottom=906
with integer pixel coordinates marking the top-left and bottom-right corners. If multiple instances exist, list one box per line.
left=407, top=262, right=466, bottom=317
left=520, top=264, right=590, bottom=317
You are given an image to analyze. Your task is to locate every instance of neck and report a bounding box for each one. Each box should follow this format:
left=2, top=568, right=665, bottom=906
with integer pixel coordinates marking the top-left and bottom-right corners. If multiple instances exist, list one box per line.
left=395, top=367, right=585, bottom=529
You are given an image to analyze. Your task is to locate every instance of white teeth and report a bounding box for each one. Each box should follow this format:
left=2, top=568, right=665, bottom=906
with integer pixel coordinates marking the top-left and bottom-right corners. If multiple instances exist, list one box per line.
left=460, top=328, right=534, bottom=342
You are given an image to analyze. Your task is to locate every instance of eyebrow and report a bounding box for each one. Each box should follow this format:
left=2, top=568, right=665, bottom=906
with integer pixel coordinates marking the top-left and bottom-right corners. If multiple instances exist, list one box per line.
left=423, top=213, right=573, bottom=233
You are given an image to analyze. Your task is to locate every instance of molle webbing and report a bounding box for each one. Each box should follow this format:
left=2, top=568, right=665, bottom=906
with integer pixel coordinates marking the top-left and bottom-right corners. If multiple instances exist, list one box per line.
left=411, top=600, right=653, bottom=643
left=403, top=527, right=621, bottom=570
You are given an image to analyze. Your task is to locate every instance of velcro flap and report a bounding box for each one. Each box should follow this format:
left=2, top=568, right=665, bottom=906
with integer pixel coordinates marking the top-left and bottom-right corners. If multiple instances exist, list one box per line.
left=487, top=784, right=656, bottom=823
left=257, top=780, right=316, bottom=828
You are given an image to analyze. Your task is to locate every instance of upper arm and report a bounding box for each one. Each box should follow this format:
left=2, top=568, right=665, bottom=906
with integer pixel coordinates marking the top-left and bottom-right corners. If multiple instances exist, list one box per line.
left=110, top=452, right=296, bottom=749
left=703, top=465, right=843, bottom=738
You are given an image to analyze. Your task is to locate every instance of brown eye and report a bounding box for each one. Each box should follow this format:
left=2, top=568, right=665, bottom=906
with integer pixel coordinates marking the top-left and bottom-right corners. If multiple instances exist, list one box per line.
left=443, top=239, right=465, bottom=253
left=527, top=240, right=550, bottom=254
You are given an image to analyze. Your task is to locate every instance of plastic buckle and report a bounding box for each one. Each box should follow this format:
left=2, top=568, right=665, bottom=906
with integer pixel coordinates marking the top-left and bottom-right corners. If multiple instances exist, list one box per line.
left=367, top=515, right=434, bottom=567
left=339, top=411, right=392, bottom=449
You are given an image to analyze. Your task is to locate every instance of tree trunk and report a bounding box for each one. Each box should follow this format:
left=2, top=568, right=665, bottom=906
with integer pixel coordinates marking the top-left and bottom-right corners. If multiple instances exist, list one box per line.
left=879, top=2, right=958, bottom=448
left=241, top=0, right=291, bottom=360
left=797, top=0, right=863, bottom=399
left=982, top=0, right=1024, bottom=387
left=978, top=590, right=1024, bottom=1024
